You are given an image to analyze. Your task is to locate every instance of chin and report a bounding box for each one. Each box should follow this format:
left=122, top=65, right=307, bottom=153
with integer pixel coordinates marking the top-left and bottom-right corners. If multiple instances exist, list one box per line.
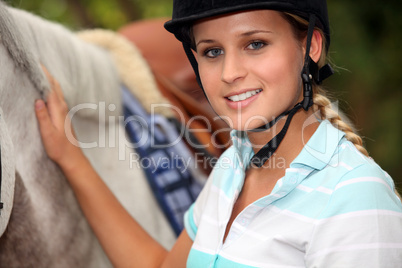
left=219, top=110, right=279, bottom=131
left=226, top=120, right=267, bottom=132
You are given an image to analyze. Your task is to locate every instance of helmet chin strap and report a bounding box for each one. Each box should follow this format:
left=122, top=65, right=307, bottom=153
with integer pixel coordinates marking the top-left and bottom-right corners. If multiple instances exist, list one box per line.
left=183, top=13, right=334, bottom=168
left=182, top=43, right=203, bottom=89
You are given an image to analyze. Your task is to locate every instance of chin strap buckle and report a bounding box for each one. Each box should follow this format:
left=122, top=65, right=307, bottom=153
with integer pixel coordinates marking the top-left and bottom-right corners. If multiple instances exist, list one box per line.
left=302, top=67, right=314, bottom=111
left=301, top=59, right=334, bottom=111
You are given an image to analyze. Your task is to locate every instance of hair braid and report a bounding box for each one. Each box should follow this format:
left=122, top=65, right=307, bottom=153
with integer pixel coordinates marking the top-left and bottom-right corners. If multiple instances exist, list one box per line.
left=312, top=87, right=369, bottom=157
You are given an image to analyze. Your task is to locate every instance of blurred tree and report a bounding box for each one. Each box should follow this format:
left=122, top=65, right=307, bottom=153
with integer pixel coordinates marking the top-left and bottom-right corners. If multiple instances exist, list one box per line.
left=66, top=0, right=96, bottom=27
left=7, top=0, right=172, bottom=29
left=5, top=0, right=402, bottom=190
left=115, top=0, right=140, bottom=21
left=327, top=0, right=402, bottom=191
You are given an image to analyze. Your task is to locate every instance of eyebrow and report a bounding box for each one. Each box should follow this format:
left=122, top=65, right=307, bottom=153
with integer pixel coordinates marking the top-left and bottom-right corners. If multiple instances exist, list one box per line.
left=196, top=30, right=273, bottom=47
left=241, top=30, right=274, bottom=36
left=196, top=39, right=215, bottom=47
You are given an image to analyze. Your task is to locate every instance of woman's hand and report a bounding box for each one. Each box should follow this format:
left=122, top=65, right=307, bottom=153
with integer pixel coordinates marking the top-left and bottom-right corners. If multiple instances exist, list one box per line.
left=35, top=67, right=83, bottom=171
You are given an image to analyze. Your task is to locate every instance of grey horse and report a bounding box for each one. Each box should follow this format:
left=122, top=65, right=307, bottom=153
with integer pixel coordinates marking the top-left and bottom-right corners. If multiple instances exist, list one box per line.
left=0, top=1, right=177, bottom=267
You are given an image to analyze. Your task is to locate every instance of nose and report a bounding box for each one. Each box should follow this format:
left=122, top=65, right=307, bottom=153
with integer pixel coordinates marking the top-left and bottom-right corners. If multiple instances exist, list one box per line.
left=221, top=51, right=247, bottom=84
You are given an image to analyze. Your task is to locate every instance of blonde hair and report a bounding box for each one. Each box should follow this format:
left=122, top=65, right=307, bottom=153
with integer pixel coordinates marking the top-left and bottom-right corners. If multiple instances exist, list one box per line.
left=283, top=13, right=369, bottom=157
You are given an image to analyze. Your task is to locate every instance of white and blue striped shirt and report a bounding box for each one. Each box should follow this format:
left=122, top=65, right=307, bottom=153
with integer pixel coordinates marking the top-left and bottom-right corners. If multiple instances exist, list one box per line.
left=184, top=120, right=402, bottom=267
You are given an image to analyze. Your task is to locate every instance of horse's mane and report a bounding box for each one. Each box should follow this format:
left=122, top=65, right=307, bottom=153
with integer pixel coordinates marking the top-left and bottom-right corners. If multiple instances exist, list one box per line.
left=0, top=1, right=49, bottom=96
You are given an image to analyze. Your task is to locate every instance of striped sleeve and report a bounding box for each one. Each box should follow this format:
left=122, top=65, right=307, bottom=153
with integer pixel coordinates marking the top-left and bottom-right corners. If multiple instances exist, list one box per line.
left=183, top=171, right=216, bottom=241
left=184, top=204, right=197, bottom=240
left=306, top=163, right=402, bottom=267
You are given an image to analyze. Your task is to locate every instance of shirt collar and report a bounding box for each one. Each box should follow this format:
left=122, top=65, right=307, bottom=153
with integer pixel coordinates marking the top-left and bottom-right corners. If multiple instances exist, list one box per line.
left=230, top=129, right=254, bottom=169
left=291, top=120, right=345, bottom=170
left=230, top=120, right=345, bottom=171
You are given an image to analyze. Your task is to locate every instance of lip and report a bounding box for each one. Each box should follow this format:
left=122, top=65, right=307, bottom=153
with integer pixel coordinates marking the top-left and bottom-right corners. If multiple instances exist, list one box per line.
left=224, top=89, right=262, bottom=110
left=224, top=88, right=261, bottom=98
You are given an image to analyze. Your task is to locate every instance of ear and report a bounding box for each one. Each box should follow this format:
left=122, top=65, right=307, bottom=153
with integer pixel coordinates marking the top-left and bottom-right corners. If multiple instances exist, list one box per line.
left=307, top=29, right=323, bottom=63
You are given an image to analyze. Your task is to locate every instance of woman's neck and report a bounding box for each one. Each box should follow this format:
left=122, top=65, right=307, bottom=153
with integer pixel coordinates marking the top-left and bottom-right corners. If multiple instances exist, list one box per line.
left=246, top=108, right=319, bottom=170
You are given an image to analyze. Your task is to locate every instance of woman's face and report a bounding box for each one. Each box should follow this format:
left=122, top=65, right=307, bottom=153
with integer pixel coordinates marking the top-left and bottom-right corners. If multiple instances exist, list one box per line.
left=193, top=10, right=305, bottom=130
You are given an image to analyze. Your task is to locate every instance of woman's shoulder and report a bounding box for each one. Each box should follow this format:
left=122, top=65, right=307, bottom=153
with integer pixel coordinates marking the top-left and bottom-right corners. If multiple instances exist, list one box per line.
left=318, top=138, right=402, bottom=216
left=335, top=138, right=394, bottom=187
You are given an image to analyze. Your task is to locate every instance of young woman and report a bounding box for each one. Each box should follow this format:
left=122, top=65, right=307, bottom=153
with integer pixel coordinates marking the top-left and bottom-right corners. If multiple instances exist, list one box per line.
left=35, top=0, right=402, bottom=267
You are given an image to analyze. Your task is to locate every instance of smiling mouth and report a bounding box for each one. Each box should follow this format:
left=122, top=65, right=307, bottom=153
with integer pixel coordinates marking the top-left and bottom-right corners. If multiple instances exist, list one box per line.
left=226, top=89, right=262, bottom=102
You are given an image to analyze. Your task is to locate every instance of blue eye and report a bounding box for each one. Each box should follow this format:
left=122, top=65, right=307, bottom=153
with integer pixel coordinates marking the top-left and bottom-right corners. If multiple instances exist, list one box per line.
left=205, top=48, right=223, bottom=58
left=247, top=41, right=265, bottom=50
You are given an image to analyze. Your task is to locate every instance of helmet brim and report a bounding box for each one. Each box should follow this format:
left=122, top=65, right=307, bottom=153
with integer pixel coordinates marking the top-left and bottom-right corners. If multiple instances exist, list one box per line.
left=164, top=2, right=329, bottom=46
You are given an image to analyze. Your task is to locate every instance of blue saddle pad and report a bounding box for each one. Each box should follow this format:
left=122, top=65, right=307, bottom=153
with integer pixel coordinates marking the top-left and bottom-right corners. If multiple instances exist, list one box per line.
left=122, top=87, right=204, bottom=236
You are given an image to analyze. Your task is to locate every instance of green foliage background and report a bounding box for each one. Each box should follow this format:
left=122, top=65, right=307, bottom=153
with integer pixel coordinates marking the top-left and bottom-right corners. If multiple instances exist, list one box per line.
left=6, top=0, right=401, bottom=189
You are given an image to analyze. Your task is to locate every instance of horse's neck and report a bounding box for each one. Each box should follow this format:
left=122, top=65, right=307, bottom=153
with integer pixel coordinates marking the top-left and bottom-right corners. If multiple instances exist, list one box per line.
left=0, top=6, right=119, bottom=265
left=7, top=6, right=122, bottom=119
left=0, top=3, right=120, bottom=226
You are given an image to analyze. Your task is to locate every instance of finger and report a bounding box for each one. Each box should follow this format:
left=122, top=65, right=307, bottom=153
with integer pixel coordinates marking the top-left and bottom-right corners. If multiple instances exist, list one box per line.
left=49, top=73, right=64, bottom=102
left=45, top=89, right=67, bottom=130
left=40, top=65, right=68, bottom=128
left=41, top=65, right=65, bottom=101
left=35, top=99, right=56, bottom=140
left=52, top=77, right=64, bottom=101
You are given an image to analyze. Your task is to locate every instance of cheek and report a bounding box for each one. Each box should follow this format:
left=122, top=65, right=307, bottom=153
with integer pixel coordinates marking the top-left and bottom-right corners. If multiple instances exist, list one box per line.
left=260, top=48, right=303, bottom=89
left=198, top=64, right=219, bottom=99
left=253, top=49, right=304, bottom=111
left=254, top=59, right=298, bottom=96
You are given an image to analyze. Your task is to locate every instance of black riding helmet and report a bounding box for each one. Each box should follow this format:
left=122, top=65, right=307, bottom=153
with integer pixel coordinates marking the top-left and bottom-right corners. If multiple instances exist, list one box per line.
left=165, top=0, right=331, bottom=49
left=164, top=0, right=334, bottom=167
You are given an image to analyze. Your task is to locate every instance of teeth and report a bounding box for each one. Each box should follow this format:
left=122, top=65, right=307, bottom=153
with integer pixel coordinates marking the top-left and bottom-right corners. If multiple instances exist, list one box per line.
left=228, top=89, right=262, bottom=102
